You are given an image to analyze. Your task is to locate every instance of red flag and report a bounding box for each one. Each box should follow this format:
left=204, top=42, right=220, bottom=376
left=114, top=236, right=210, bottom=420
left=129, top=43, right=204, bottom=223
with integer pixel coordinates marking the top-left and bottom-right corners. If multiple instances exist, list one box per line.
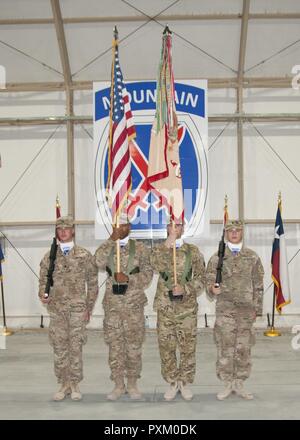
left=56, top=195, right=61, bottom=219
left=147, top=29, right=184, bottom=224
left=223, top=195, right=229, bottom=226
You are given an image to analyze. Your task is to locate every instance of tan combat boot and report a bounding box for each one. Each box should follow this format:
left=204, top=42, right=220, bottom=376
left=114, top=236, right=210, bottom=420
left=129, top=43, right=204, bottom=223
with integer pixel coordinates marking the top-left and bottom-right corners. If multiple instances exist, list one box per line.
left=164, top=381, right=179, bottom=401
left=234, top=379, right=254, bottom=400
left=107, top=377, right=126, bottom=401
left=70, top=383, right=82, bottom=401
left=53, top=383, right=71, bottom=401
left=178, top=381, right=193, bottom=401
left=217, top=382, right=233, bottom=401
left=127, top=377, right=142, bottom=399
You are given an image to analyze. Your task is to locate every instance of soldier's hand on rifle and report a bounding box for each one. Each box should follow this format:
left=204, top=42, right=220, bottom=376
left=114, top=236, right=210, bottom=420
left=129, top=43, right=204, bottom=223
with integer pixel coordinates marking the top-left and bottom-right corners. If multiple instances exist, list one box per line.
left=211, top=284, right=222, bottom=295
left=173, top=284, right=184, bottom=296
left=114, top=272, right=129, bottom=284
left=41, top=295, right=51, bottom=304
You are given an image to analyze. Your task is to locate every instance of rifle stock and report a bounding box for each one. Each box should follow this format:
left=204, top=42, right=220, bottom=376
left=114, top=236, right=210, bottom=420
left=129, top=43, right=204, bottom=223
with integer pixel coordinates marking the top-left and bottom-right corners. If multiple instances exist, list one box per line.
left=44, top=237, right=58, bottom=298
left=215, top=229, right=226, bottom=286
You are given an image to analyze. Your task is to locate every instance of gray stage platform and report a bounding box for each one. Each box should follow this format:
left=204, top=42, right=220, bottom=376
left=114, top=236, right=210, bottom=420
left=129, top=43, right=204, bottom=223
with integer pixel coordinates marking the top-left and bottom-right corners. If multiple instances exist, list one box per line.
left=0, top=329, right=299, bottom=420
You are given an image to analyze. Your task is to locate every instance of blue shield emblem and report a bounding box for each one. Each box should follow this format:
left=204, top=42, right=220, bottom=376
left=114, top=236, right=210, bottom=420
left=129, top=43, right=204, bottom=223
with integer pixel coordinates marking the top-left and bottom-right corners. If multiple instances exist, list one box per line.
left=94, top=81, right=208, bottom=238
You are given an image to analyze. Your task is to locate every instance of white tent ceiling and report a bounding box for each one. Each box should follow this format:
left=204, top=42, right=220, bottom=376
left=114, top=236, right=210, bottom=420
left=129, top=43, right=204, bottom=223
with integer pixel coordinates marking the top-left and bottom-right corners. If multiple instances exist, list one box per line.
left=0, top=0, right=299, bottom=86
left=1, top=2, right=300, bottom=325
left=1, top=0, right=300, bottom=224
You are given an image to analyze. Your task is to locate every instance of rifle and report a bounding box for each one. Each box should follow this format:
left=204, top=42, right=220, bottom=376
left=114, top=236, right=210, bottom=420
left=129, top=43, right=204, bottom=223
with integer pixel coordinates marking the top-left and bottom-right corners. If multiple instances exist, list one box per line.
left=44, top=237, right=58, bottom=298
left=215, top=228, right=226, bottom=287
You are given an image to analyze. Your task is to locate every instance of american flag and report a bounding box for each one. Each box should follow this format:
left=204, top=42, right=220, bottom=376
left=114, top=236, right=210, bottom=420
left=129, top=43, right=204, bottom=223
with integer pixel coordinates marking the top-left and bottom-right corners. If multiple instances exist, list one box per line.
left=107, top=31, right=136, bottom=224
left=271, top=201, right=291, bottom=312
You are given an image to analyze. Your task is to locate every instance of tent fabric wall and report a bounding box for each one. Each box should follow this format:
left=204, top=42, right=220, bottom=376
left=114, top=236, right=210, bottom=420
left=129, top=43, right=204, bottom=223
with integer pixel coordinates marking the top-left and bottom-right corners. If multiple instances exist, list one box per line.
left=1, top=0, right=300, bottom=328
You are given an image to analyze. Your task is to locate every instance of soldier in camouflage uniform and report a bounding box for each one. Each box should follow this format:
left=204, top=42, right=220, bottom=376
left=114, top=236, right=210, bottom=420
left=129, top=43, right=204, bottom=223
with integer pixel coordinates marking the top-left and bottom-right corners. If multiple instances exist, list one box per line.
left=206, top=220, right=264, bottom=400
left=150, top=223, right=206, bottom=401
left=39, top=216, right=98, bottom=401
left=94, top=223, right=153, bottom=400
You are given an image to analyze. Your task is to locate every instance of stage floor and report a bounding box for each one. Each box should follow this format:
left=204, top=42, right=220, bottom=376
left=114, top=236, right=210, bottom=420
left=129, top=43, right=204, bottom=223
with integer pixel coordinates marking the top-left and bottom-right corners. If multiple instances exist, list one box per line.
left=0, top=328, right=299, bottom=420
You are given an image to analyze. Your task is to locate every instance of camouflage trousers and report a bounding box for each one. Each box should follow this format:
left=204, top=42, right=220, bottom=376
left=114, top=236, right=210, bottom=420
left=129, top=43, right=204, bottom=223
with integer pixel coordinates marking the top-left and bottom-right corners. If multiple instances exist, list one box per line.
left=103, top=306, right=145, bottom=381
left=49, top=310, right=87, bottom=385
left=157, top=307, right=197, bottom=384
left=214, top=311, right=255, bottom=382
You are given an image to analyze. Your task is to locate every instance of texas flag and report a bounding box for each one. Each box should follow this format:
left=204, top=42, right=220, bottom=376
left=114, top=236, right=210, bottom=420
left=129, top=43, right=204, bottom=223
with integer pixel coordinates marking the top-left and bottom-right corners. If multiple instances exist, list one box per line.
left=271, top=202, right=291, bottom=313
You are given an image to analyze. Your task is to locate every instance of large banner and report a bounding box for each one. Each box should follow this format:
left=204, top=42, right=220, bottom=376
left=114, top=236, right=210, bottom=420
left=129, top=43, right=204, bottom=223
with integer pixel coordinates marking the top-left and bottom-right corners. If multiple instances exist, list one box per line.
left=94, top=80, right=208, bottom=239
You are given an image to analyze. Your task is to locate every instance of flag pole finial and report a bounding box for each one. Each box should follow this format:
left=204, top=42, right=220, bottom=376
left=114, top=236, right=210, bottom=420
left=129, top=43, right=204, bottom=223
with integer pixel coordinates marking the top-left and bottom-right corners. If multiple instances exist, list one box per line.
left=278, top=191, right=282, bottom=205
left=113, top=26, right=118, bottom=40
left=224, top=194, right=228, bottom=209
left=56, top=195, right=61, bottom=219
left=163, top=24, right=172, bottom=35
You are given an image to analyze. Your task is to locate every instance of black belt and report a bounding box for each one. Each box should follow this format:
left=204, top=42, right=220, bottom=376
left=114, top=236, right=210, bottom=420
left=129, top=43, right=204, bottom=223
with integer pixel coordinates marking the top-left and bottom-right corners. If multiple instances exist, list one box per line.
left=106, top=266, right=140, bottom=295
left=168, top=290, right=183, bottom=302
left=112, top=284, right=128, bottom=295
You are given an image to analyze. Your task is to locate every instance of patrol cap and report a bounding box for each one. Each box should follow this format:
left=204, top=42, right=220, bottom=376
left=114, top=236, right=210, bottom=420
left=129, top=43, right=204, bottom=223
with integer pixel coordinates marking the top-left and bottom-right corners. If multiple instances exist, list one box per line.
left=56, top=216, right=74, bottom=229
left=225, top=220, right=244, bottom=231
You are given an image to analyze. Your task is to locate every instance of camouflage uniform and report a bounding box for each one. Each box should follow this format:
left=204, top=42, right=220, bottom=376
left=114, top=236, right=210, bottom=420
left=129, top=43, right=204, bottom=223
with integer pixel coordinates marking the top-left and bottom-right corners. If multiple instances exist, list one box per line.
left=39, top=237, right=98, bottom=385
left=206, top=245, right=264, bottom=383
left=94, top=239, right=153, bottom=382
left=150, top=243, right=206, bottom=384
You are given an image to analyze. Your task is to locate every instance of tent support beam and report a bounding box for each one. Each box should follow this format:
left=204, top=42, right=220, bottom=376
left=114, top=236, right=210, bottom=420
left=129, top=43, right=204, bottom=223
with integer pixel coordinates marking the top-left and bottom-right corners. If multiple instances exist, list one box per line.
left=51, top=0, right=75, bottom=219
left=236, top=0, right=250, bottom=221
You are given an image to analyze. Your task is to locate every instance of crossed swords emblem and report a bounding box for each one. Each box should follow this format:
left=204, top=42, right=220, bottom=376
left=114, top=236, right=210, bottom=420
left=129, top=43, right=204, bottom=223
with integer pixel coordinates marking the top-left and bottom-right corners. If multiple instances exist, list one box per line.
left=127, top=125, right=185, bottom=220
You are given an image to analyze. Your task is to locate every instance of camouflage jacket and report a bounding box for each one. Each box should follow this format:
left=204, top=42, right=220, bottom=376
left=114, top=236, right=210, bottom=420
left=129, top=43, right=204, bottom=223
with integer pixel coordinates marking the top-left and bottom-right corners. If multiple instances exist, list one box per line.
left=94, top=239, right=153, bottom=309
left=39, top=245, right=98, bottom=313
left=206, top=246, right=264, bottom=315
left=150, top=242, right=206, bottom=312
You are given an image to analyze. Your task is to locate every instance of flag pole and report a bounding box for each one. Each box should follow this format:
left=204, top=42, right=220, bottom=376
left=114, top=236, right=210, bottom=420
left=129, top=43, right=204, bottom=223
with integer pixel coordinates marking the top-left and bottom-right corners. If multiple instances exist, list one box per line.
left=172, top=222, right=177, bottom=285
left=264, top=285, right=281, bottom=337
left=116, top=214, right=121, bottom=273
left=1, top=278, right=13, bottom=336
left=224, top=194, right=228, bottom=224
left=111, top=26, right=121, bottom=274
left=264, top=192, right=282, bottom=337
left=170, top=197, right=177, bottom=285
